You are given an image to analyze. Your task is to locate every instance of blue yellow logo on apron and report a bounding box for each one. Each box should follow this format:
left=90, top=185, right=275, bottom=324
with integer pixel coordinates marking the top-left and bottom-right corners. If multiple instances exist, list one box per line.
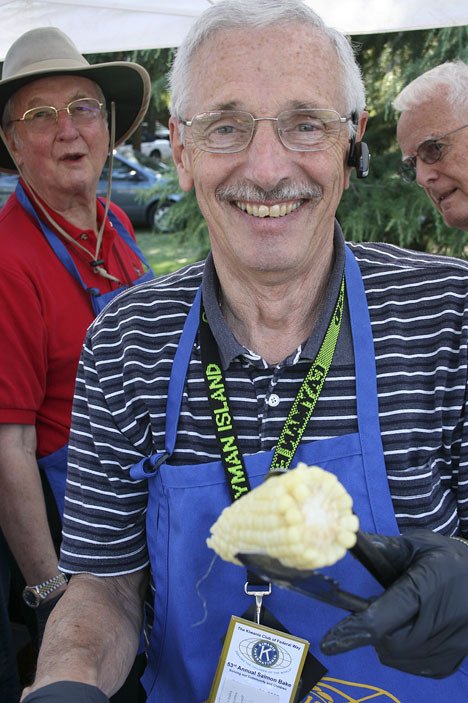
left=306, top=676, right=401, bottom=702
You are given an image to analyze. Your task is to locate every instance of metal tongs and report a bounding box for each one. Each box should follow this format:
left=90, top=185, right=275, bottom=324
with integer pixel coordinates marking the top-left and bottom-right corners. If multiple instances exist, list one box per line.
left=237, top=530, right=402, bottom=613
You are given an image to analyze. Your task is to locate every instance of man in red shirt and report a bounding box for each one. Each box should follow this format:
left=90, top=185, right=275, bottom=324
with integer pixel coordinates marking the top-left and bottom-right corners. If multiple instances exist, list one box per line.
left=0, top=27, right=152, bottom=702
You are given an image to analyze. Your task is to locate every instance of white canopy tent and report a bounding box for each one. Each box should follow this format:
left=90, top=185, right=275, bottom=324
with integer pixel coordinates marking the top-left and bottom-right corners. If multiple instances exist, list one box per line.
left=0, top=0, right=467, bottom=59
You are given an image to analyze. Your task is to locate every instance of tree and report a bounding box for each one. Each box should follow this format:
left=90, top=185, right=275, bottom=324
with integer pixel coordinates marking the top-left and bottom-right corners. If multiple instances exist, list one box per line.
left=86, top=47, right=174, bottom=147
left=338, top=25, right=468, bottom=256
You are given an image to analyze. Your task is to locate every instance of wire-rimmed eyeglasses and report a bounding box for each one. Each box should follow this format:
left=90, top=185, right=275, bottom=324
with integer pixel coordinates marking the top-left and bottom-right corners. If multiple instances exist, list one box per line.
left=8, top=98, right=106, bottom=133
left=399, top=122, right=468, bottom=183
left=180, top=108, right=352, bottom=154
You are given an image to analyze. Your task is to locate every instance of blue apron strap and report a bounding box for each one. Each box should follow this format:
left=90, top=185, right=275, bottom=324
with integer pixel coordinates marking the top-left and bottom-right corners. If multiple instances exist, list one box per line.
left=104, top=203, right=153, bottom=272
left=345, top=245, right=399, bottom=535
left=130, top=286, right=201, bottom=481
left=16, top=184, right=155, bottom=317
left=16, top=182, right=88, bottom=289
left=165, top=286, right=202, bottom=453
left=345, top=246, right=381, bottom=436
left=37, top=444, right=69, bottom=518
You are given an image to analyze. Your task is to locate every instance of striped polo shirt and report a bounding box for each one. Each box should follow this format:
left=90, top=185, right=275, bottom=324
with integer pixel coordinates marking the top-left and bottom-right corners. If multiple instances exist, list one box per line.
left=60, top=226, right=468, bottom=576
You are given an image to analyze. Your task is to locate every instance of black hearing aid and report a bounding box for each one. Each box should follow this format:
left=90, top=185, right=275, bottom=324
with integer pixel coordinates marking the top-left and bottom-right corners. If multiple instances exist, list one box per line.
left=347, top=136, right=370, bottom=178
left=347, top=112, right=370, bottom=178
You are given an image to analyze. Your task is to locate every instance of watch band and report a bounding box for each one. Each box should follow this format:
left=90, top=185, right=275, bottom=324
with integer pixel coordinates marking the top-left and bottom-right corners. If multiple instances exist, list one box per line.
left=22, top=572, right=68, bottom=608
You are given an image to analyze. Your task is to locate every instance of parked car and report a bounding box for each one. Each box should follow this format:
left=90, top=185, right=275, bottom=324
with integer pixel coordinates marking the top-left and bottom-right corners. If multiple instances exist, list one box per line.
left=99, top=147, right=181, bottom=230
left=140, top=136, right=172, bottom=163
left=140, top=121, right=170, bottom=141
left=127, top=121, right=172, bottom=162
left=0, top=173, right=20, bottom=209
left=0, top=147, right=181, bottom=232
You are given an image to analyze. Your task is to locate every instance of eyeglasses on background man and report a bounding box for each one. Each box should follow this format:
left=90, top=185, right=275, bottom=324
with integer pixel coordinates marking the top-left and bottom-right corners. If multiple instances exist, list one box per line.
left=399, top=122, right=468, bottom=183
left=8, top=97, right=106, bottom=132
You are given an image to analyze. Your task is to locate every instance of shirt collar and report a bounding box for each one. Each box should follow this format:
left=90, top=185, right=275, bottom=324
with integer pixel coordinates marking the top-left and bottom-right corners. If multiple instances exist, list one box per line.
left=19, top=177, right=113, bottom=243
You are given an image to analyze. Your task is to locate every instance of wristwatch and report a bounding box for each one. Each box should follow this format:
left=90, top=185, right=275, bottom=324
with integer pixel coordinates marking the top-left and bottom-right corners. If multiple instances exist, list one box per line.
left=22, top=573, right=68, bottom=608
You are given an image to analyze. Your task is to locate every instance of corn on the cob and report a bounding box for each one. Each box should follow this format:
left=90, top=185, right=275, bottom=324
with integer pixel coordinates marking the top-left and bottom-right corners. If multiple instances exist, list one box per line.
left=207, top=462, right=359, bottom=570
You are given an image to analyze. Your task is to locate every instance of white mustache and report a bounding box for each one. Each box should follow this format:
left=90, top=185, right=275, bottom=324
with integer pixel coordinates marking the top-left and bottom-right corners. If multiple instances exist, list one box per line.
left=216, top=181, right=323, bottom=202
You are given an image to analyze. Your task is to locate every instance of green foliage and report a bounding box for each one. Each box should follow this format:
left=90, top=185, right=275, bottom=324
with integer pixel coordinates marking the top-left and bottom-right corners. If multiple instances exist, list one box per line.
left=86, top=47, right=174, bottom=142
left=338, top=151, right=468, bottom=257
left=340, top=25, right=468, bottom=255
left=146, top=164, right=210, bottom=259
left=136, top=230, right=202, bottom=275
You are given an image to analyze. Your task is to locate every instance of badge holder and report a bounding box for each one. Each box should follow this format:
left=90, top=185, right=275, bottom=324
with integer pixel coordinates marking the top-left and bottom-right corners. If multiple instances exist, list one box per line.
left=206, top=615, right=310, bottom=703
left=206, top=571, right=327, bottom=703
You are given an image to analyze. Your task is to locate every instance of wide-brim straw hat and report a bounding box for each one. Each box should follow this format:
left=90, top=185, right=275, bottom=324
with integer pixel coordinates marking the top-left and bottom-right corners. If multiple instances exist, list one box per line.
left=0, top=27, right=151, bottom=173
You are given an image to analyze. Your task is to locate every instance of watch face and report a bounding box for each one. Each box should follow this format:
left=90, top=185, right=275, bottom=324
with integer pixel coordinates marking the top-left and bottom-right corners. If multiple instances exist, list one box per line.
left=22, top=587, right=41, bottom=608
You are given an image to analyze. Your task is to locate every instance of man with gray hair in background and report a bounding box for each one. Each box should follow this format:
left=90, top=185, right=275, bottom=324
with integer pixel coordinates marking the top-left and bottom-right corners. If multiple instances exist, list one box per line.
left=394, top=60, right=468, bottom=231
left=21, top=2, right=468, bottom=702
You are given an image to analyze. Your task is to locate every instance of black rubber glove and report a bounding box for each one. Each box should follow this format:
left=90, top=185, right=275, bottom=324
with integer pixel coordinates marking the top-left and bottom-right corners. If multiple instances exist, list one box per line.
left=320, top=530, right=468, bottom=678
left=22, top=681, right=109, bottom=703
left=35, top=591, right=65, bottom=649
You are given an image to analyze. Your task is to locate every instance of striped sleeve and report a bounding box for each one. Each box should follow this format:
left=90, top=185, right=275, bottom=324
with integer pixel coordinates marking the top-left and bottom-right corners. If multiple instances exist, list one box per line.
left=60, top=263, right=203, bottom=574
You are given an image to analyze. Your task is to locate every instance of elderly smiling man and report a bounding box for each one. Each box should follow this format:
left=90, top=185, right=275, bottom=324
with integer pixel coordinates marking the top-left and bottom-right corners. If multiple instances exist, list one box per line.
left=0, top=26, right=152, bottom=703
left=21, top=2, right=468, bottom=703
left=394, top=60, right=468, bottom=231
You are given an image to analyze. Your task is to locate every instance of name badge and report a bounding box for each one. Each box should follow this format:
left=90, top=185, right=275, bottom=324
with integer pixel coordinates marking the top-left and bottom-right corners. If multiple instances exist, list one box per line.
left=207, top=616, right=309, bottom=703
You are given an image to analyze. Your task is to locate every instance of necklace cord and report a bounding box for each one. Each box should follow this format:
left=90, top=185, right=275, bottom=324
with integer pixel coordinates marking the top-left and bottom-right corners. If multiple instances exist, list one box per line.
left=0, top=103, right=120, bottom=283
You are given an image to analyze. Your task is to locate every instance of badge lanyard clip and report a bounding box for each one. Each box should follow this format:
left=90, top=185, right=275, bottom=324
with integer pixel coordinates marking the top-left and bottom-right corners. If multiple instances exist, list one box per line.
left=244, top=581, right=272, bottom=624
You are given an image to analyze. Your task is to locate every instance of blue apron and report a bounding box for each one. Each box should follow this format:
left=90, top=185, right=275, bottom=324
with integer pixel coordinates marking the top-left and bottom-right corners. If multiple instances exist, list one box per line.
left=131, top=246, right=468, bottom=702
left=16, top=182, right=155, bottom=516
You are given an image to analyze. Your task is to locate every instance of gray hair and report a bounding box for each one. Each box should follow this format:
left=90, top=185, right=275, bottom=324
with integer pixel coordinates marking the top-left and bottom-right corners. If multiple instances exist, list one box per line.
left=169, top=0, right=366, bottom=133
left=393, top=60, right=468, bottom=112
left=3, top=94, right=23, bottom=148
left=2, top=92, right=22, bottom=137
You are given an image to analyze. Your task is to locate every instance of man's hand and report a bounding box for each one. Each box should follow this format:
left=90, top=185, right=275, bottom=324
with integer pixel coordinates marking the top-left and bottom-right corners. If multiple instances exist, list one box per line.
left=321, top=530, right=468, bottom=678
